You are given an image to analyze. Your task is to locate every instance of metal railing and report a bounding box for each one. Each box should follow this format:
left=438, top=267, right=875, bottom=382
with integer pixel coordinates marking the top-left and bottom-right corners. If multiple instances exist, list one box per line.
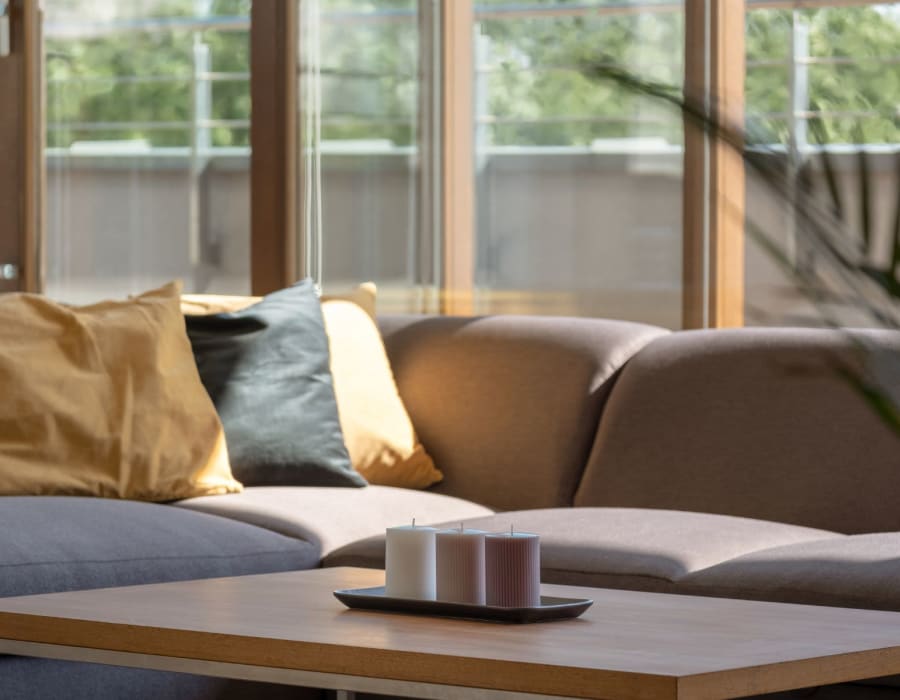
left=45, top=2, right=900, bottom=153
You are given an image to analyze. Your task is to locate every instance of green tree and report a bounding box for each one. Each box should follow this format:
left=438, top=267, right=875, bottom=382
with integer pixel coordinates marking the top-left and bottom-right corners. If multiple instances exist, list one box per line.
left=46, top=0, right=250, bottom=148
left=44, top=1, right=900, bottom=149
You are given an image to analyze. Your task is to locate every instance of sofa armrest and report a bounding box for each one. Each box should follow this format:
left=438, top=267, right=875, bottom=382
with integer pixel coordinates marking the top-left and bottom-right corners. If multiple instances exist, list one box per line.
left=377, top=314, right=667, bottom=511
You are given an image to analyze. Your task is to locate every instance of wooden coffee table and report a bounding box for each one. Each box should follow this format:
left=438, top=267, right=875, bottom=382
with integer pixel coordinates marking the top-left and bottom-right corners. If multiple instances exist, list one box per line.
left=2, top=567, right=900, bottom=699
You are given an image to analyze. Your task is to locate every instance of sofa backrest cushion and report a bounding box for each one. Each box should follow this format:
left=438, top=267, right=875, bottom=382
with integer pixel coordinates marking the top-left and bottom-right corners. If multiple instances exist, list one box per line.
left=574, top=328, right=900, bottom=534
left=379, top=315, right=668, bottom=511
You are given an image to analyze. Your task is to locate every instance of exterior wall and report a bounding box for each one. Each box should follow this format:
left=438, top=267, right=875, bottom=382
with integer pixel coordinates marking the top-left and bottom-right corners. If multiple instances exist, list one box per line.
left=45, top=150, right=899, bottom=328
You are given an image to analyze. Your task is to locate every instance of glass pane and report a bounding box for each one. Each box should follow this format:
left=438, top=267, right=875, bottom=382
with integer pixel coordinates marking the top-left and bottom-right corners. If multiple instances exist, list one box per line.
left=303, top=1, right=426, bottom=313
left=44, top=0, right=251, bottom=303
left=743, top=3, right=900, bottom=327
left=473, top=1, right=685, bottom=327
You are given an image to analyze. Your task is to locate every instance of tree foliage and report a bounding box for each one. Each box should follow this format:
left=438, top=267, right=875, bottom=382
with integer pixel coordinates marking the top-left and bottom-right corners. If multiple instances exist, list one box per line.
left=45, top=1, right=900, bottom=149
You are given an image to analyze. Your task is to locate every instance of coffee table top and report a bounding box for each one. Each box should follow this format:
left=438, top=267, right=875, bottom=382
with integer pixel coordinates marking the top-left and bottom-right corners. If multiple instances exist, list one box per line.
left=2, top=567, right=900, bottom=699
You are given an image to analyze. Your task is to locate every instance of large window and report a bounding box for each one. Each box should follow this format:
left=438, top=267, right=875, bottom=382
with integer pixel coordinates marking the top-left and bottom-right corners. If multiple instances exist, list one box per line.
left=32, top=0, right=899, bottom=328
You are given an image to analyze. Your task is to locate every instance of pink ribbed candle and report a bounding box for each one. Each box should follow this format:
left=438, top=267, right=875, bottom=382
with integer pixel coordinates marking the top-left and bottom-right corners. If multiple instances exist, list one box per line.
left=485, top=530, right=541, bottom=607
left=436, top=528, right=486, bottom=604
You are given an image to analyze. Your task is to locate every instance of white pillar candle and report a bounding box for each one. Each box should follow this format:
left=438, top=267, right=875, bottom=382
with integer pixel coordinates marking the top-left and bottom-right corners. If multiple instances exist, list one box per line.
left=436, top=526, right=486, bottom=605
left=385, top=520, right=437, bottom=600
left=485, top=528, right=541, bottom=607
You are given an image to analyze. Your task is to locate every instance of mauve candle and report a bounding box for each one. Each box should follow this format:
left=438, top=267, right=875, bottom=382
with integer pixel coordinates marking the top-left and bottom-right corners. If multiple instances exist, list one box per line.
left=485, top=528, right=541, bottom=607
left=436, top=526, right=486, bottom=605
left=385, top=520, right=437, bottom=600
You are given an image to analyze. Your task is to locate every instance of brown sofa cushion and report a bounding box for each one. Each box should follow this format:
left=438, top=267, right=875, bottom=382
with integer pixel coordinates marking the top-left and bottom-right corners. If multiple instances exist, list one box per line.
left=324, top=507, right=837, bottom=592
left=681, top=534, right=900, bottom=612
left=574, top=328, right=900, bottom=534
left=378, top=315, right=668, bottom=511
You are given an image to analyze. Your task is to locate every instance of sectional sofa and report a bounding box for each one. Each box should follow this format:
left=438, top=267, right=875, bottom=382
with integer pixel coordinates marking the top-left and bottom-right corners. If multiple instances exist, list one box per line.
left=2, top=313, right=899, bottom=699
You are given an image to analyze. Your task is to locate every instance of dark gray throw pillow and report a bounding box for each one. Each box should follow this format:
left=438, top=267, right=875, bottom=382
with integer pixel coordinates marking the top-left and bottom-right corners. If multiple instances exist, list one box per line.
left=184, top=279, right=365, bottom=487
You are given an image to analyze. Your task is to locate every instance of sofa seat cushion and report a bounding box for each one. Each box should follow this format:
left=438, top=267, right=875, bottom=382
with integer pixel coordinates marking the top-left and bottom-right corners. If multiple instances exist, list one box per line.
left=175, top=486, right=493, bottom=558
left=681, top=533, right=900, bottom=611
left=0, top=497, right=319, bottom=598
left=324, top=508, right=838, bottom=591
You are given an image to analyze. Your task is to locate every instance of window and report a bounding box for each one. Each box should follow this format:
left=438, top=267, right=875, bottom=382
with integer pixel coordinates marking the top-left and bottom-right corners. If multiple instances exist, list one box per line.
left=473, top=1, right=685, bottom=326
left=44, top=0, right=252, bottom=302
left=743, top=3, right=900, bottom=327
left=301, top=0, right=430, bottom=313
left=27, top=1, right=899, bottom=327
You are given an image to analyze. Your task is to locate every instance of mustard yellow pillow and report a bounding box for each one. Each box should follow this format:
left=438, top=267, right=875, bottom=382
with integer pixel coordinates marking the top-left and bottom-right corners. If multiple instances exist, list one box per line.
left=0, top=282, right=242, bottom=501
left=181, top=284, right=442, bottom=489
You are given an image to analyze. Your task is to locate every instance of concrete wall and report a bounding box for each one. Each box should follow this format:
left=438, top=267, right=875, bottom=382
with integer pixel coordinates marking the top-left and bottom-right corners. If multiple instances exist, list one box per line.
left=45, top=149, right=899, bottom=329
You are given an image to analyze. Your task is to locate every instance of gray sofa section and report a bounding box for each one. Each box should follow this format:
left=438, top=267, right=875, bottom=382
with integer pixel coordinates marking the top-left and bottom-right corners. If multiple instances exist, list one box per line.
left=0, top=497, right=319, bottom=598
left=0, top=497, right=322, bottom=699
left=1, top=658, right=316, bottom=700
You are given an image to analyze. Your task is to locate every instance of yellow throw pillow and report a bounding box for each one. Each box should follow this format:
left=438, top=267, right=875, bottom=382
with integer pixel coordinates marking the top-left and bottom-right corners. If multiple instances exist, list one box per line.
left=181, top=284, right=442, bottom=489
left=0, top=282, right=242, bottom=501
left=322, top=296, right=442, bottom=489
left=180, top=282, right=377, bottom=319
left=179, top=293, right=263, bottom=316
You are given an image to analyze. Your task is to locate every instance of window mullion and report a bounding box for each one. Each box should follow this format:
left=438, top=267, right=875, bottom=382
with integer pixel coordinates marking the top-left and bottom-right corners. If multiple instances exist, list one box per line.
left=683, top=0, right=746, bottom=329
left=250, top=0, right=299, bottom=296
left=439, top=0, right=475, bottom=315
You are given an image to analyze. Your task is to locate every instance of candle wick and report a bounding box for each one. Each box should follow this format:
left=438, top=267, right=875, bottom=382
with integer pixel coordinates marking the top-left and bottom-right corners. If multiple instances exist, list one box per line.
left=412, top=517, right=416, bottom=528
left=459, top=522, right=463, bottom=532
left=510, top=524, right=514, bottom=536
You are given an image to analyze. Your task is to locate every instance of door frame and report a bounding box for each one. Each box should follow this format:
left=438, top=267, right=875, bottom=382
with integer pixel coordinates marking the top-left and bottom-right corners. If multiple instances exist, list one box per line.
left=0, top=0, right=42, bottom=293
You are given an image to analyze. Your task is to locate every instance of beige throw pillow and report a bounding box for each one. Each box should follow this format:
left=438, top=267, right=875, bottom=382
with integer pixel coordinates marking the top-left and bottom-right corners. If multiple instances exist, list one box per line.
left=0, top=282, right=242, bottom=500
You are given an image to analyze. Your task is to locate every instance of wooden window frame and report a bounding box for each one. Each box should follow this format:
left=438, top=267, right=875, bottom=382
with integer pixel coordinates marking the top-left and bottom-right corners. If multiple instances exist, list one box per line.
left=0, top=0, right=747, bottom=323
left=3, top=0, right=877, bottom=322
left=249, top=1, right=748, bottom=325
left=683, top=0, right=746, bottom=329
left=250, top=0, right=299, bottom=296
left=0, top=0, right=42, bottom=293
left=438, top=0, right=475, bottom=316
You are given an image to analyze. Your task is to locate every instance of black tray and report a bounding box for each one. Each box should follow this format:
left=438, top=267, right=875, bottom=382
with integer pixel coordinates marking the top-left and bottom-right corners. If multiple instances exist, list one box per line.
left=333, top=586, right=592, bottom=624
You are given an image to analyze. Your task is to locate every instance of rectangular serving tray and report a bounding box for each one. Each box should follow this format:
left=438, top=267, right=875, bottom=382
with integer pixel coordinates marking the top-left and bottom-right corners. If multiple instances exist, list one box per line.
left=333, top=586, right=593, bottom=624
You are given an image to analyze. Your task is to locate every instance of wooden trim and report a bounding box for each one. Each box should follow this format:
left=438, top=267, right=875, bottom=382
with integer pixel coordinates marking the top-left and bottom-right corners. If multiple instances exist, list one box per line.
left=0, top=4, right=21, bottom=293
left=22, top=0, right=42, bottom=293
left=682, top=0, right=746, bottom=329
left=0, top=0, right=40, bottom=293
left=709, top=0, right=745, bottom=328
left=439, top=0, right=475, bottom=316
left=682, top=6, right=706, bottom=330
left=250, top=1, right=298, bottom=296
